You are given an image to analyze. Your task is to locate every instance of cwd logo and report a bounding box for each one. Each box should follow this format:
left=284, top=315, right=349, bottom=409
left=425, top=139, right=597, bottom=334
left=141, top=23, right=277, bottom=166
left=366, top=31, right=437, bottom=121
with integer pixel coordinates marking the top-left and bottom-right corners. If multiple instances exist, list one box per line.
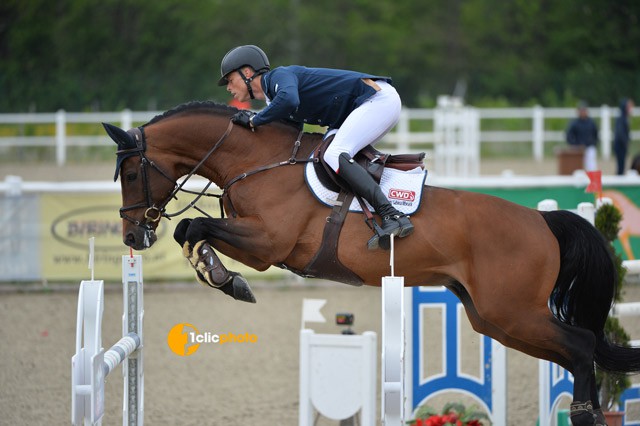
left=388, top=188, right=416, bottom=202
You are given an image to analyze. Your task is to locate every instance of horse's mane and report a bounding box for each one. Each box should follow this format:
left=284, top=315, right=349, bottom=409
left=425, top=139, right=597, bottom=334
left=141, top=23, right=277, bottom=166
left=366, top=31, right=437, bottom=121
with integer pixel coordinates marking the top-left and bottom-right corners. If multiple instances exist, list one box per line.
left=145, top=101, right=237, bottom=126
left=144, top=100, right=305, bottom=134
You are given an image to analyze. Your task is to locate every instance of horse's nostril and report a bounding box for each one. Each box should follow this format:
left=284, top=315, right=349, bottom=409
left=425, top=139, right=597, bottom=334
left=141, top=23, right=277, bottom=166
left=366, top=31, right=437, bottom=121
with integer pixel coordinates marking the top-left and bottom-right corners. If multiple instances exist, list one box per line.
left=125, top=233, right=136, bottom=246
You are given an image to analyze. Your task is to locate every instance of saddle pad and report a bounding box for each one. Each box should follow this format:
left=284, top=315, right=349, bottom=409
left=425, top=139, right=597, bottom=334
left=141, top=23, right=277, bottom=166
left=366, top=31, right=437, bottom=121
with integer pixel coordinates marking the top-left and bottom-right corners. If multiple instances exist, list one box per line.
left=304, top=158, right=427, bottom=215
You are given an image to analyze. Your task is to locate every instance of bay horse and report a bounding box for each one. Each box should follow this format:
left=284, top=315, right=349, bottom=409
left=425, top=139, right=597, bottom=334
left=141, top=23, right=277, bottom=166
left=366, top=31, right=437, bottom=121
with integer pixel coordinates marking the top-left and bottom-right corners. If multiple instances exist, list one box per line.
left=105, top=101, right=640, bottom=425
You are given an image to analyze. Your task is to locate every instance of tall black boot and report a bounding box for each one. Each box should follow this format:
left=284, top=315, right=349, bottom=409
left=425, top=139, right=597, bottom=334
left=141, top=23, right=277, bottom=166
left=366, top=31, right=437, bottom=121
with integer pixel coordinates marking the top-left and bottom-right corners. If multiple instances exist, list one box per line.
left=338, top=153, right=414, bottom=250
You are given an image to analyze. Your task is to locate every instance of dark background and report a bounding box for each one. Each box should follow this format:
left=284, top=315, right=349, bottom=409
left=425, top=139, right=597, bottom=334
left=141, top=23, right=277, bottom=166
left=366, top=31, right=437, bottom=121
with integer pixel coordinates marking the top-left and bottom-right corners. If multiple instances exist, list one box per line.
left=1, top=0, right=639, bottom=112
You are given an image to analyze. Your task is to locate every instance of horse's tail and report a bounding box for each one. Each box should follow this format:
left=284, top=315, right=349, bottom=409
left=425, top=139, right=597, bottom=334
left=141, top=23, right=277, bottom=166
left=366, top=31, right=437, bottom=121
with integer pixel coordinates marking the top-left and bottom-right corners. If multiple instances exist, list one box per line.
left=542, top=210, right=640, bottom=374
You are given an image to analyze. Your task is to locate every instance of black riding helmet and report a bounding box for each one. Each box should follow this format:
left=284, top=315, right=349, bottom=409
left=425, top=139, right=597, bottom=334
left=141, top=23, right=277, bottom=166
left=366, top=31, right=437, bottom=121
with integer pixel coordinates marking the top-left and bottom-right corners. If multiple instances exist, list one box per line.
left=217, top=45, right=270, bottom=99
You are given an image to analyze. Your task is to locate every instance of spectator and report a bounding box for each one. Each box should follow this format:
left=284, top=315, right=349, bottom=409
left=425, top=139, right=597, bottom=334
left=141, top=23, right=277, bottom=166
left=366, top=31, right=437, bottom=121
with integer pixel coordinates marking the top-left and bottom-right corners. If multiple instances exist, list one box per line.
left=613, top=98, right=634, bottom=175
left=565, top=101, right=599, bottom=171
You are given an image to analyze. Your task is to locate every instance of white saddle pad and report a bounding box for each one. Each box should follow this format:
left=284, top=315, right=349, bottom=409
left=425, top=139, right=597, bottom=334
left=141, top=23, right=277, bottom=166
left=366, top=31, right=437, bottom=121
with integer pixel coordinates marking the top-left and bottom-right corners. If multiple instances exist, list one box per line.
left=304, top=160, right=427, bottom=215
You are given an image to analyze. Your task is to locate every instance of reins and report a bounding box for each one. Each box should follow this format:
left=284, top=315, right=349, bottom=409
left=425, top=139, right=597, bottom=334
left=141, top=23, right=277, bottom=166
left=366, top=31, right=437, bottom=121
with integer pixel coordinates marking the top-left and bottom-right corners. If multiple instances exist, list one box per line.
left=120, top=119, right=314, bottom=226
left=159, top=120, right=234, bottom=219
left=220, top=127, right=315, bottom=217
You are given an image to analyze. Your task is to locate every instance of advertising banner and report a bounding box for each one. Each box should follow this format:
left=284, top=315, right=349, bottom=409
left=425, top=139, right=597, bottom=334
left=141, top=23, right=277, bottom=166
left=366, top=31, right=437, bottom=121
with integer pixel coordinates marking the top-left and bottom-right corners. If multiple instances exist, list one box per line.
left=37, top=192, right=280, bottom=281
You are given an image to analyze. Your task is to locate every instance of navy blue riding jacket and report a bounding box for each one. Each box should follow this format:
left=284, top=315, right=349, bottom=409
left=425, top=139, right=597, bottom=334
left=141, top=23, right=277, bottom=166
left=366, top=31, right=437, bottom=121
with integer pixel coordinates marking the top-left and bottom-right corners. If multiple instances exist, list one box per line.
left=252, top=66, right=392, bottom=129
left=566, top=117, right=598, bottom=147
left=614, top=98, right=631, bottom=150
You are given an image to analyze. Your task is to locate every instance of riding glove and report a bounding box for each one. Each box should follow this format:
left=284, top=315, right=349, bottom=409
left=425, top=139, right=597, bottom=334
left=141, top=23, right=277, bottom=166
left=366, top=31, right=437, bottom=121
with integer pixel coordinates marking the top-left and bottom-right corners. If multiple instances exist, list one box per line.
left=232, top=110, right=256, bottom=130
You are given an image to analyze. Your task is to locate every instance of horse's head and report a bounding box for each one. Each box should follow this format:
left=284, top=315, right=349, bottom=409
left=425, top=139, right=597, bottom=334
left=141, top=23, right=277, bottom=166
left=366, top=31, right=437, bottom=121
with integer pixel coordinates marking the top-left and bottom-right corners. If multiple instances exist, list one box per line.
left=104, top=122, right=177, bottom=250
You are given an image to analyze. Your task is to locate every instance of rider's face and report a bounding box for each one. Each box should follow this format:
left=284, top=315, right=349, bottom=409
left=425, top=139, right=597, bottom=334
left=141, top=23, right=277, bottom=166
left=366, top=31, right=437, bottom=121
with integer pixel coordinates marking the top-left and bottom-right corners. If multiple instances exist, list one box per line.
left=226, top=71, right=250, bottom=103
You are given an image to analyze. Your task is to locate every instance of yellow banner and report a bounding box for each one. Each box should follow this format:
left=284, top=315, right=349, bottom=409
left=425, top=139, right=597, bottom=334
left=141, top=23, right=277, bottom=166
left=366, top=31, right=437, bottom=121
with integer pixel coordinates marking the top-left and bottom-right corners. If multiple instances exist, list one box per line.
left=40, top=192, right=281, bottom=281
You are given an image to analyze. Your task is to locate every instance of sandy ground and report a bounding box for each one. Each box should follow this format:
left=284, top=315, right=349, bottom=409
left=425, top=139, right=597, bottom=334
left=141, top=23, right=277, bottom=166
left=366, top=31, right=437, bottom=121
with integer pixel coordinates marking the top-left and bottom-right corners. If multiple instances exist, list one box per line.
left=1, top=280, right=639, bottom=426
left=1, top=158, right=638, bottom=426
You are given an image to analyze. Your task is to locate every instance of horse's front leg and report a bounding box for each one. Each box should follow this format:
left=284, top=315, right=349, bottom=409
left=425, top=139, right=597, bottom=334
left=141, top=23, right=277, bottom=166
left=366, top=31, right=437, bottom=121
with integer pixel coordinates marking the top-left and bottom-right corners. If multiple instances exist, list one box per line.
left=173, top=217, right=278, bottom=303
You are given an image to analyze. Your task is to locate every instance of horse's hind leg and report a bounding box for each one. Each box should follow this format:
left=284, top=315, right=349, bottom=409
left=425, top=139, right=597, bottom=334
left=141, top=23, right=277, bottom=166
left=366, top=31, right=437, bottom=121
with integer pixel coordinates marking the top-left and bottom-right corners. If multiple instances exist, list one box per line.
left=500, top=320, right=599, bottom=425
left=450, top=283, right=601, bottom=425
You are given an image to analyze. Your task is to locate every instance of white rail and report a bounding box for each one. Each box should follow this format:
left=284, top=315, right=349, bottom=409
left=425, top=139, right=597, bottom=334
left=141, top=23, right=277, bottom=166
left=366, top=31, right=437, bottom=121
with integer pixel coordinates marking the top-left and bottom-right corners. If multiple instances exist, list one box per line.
left=2, top=106, right=639, bottom=165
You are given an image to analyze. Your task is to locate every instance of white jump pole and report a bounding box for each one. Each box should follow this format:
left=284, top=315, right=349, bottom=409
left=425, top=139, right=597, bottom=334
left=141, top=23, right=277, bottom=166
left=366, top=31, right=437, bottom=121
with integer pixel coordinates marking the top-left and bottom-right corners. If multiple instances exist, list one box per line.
left=71, top=246, right=144, bottom=426
left=381, top=235, right=405, bottom=425
left=121, top=254, right=144, bottom=426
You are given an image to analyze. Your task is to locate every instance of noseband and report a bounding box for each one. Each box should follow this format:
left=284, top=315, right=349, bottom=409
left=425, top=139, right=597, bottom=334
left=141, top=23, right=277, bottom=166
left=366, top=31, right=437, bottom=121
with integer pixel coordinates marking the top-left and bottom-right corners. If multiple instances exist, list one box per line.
left=117, top=122, right=234, bottom=229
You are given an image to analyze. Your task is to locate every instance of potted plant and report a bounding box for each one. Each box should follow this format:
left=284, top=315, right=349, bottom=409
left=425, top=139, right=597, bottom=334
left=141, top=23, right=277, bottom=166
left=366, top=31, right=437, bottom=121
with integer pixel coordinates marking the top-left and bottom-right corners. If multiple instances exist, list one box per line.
left=595, top=203, right=630, bottom=425
left=406, top=402, right=491, bottom=426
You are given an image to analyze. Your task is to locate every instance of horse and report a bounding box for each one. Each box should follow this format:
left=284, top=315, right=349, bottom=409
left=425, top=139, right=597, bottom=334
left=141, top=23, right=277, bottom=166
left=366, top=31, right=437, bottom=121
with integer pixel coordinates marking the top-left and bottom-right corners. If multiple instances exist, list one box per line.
left=104, top=101, right=640, bottom=425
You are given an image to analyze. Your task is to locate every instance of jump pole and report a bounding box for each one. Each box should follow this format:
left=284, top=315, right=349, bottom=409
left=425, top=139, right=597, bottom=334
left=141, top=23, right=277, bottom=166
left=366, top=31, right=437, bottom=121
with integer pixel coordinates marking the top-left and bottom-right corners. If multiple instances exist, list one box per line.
left=381, top=235, right=405, bottom=425
left=71, top=246, right=144, bottom=426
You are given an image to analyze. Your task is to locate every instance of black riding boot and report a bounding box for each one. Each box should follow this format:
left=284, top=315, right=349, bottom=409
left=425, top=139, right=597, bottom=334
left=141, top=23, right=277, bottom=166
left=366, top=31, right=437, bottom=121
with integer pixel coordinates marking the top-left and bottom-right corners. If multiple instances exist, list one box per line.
left=338, top=153, right=414, bottom=250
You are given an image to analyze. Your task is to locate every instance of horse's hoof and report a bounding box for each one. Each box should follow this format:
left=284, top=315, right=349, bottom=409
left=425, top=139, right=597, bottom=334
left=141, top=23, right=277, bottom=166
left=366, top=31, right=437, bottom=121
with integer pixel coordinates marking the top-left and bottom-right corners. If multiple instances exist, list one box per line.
left=197, top=271, right=256, bottom=303
left=569, top=401, right=597, bottom=425
left=228, top=273, right=257, bottom=303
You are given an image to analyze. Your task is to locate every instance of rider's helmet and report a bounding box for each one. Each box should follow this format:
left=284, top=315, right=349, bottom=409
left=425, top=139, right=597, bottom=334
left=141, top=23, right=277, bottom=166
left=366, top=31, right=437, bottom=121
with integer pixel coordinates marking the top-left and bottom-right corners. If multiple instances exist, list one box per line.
left=217, top=45, right=270, bottom=86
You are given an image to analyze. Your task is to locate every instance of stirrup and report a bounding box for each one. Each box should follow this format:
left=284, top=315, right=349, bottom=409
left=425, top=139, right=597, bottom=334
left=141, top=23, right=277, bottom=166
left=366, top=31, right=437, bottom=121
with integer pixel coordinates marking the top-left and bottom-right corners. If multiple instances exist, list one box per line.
left=367, top=215, right=414, bottom=250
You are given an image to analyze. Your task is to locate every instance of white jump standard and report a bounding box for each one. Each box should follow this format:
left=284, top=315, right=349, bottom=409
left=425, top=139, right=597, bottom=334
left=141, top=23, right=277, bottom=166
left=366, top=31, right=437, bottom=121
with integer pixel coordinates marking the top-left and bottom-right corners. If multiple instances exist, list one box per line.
left=71, top=254, right=144, bottom=426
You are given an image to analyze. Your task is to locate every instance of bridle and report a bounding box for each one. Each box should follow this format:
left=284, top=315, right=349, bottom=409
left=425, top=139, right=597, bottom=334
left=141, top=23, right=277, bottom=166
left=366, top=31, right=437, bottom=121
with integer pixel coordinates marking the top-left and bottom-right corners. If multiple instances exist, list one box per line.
left=116, top=121, right=233, bottom=229
left=116, top=119, right=313, bottom=229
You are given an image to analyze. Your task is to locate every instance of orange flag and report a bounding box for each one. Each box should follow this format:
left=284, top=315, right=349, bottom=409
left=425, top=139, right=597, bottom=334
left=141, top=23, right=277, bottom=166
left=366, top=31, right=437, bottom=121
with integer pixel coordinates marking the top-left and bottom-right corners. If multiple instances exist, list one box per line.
left=585, top=170, right=602, bottom=198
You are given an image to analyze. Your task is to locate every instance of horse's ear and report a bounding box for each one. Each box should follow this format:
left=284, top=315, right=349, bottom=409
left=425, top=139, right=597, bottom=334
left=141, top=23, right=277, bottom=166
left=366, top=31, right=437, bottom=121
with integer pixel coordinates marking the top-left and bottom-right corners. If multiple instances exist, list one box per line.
left=103, top=122, right=132, bottom=146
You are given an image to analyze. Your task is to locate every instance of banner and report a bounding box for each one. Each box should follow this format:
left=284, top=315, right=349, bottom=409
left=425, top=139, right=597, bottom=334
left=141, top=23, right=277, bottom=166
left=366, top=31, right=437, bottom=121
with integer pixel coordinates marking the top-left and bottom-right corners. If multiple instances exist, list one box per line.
left=6, top=191, right=280, bottom=282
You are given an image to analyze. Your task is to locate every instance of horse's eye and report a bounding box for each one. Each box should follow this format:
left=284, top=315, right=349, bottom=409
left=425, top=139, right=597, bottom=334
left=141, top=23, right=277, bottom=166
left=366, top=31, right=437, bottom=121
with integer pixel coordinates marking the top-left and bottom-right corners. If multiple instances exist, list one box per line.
left=126, top=172, right=138, bottom=182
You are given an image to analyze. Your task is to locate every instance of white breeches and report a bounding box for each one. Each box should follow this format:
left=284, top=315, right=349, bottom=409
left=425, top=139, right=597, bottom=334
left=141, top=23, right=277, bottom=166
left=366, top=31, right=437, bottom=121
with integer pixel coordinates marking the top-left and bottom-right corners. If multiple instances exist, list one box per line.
left=323, top=81, right=401, bottom=172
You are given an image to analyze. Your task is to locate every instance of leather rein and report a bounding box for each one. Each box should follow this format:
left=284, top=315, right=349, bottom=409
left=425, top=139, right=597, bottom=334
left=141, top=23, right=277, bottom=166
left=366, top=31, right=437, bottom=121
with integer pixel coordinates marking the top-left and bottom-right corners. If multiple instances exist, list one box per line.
left=117, top=120, right=312, bottom=228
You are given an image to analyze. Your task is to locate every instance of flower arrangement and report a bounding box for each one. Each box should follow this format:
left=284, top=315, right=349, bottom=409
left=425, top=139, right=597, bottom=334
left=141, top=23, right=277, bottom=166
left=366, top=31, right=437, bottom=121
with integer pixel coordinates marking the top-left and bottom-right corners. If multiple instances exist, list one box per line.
left=407, top=402, right=491, bottom=426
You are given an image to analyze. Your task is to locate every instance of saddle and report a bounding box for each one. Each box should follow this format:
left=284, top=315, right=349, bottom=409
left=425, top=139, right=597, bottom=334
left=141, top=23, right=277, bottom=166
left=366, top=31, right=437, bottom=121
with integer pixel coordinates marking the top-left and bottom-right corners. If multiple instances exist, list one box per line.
left=312, top=136, right=426, bottom=193
left=284, top=136, right=425, bottom=285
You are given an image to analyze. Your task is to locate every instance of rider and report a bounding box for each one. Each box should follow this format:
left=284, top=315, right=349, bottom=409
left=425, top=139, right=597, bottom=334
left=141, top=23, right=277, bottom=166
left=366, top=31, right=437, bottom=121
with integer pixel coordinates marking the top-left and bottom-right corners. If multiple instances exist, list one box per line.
left=218, top=44, right=414, bottom=250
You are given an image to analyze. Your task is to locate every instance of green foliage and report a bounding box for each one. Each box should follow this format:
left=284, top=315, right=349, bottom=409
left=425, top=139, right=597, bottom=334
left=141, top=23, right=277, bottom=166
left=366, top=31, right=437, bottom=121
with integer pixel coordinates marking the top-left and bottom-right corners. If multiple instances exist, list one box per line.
left=594, top=203, right=630, bottom=411
left=595, top=204, right=623, bottom=244
left=1, top=0, right=639, bottom=112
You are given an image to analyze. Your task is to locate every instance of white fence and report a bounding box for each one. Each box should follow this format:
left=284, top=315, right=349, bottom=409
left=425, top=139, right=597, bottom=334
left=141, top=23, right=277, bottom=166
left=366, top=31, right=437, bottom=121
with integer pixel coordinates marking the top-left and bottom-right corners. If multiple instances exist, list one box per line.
left=1, top=106, right=639, bottom=166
